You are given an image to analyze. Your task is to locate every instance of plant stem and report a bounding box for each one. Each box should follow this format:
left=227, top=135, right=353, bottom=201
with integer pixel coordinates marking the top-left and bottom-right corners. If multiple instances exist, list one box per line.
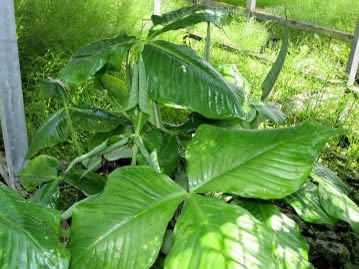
left=61, top=194, right=99, bottom=221
left=205, top=21, right=211, bottom=61
left=61, top=94, right=82, bottom=155
left=131, top=111, right=144, bottom=166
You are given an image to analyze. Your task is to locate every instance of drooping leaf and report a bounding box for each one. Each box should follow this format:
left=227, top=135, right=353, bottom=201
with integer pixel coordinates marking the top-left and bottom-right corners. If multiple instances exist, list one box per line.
left=95, top=73, right=129, bottom=108
left=149, top=11, right=226, bottom=39
left=165, top=194, right=276, bottom=269
left=318, top=180, right=359, bottom=233
left=29, top=180, right=60, bottom=209
left=186, top=123, right=338, bottom=199
left=62, top=169, right=106, bottom=196
left=60, top=33, right=136, bottom=84
left=39, top=78, right=68, bottom=100
left=285, top=182, right=336, bottom=224
left=233, top=200, right=312, bottom=269
left=126, top=61, right=139, bottom=110
left=142, top=41, right=245, bottom=120
left=19, top=155, right=59, bottom=191
left=151, top=4, right=209, bottom=26
left=0, top=183, right=70, bottom=268
left=69, top=166, right=187, bottom=269
left=138, top=56, right=150, bottom=114
left=26, top=108, right=69, bottom=159
left=251, top=101, right=287, bottom=123
left=143, top=129, right=180, bottom=175
left=104, top=146, right=132, bottom=162
left=87, top=125, right=127, bottom=150
left=261, top=30, right=289, bottom=101
left=312, top=164, right=351, bottom=194
left=70, top=105, right=129, bottom=133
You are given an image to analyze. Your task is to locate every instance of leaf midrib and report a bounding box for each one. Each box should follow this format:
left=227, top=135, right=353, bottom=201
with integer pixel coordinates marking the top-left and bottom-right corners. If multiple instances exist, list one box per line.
left=72, top=190, right=187, bottom=264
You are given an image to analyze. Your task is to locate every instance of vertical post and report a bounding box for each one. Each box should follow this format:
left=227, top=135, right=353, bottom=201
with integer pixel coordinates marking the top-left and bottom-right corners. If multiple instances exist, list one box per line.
left=0, top=0, right=28, bottom=190
left=347, top=18, right=359, bottom=86
left=154, top=0, right=161, bottom=16
left=205, top=22, right=211, bottom=61
left=247, top=0, right=257, bottom=11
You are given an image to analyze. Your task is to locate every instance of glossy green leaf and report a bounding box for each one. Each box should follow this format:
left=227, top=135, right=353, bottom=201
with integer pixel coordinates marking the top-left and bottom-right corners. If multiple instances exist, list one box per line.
left=26, top=108, right=69, bottom=159
left=60, top=33, right=136, bottom=84
left=69, top=166, right=187, bottom=269
left=233, top=200, right=312, bottom=269
left=312, top=164, right=351, bottom=194
left=285, top=182, right=336, bottom=224
left=165, top=194, right=276, bottom=269
left=29, top=180, right=60, bottom=209
left=39, top=78, right=67, bottom=100
left=95, top=73, right=129, bottom=108
left=70, top=105, right=128, bottom=133
left=0, top=183, right=70, bottom=268
left=261, top=30, right=289, bottom=101
left=62, top=169, right=106, bottom=196
left=143, top=129, right=180, bottom=175
left=19, top=155, right=59, bottom=191
left=138, top=56, right=150, bottom=114
left=126, top=62, right=139, bottom=110
left=142, top=41, right=245, bottom=120
left=186, top=123, right=338, bottom=199
left=318, top=181, right=359, bottom=233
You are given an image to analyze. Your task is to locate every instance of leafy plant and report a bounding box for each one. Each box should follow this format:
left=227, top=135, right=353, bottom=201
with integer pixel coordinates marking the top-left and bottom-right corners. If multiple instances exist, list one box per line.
left=1, top=4, right=358, bottom=269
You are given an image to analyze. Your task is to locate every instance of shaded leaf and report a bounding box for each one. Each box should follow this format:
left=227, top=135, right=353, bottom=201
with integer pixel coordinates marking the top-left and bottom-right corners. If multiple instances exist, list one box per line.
left=143, top=41, right=244, bottom=119
left=29, top=180, right=60, bottom=209
left=186, top=123, right=338, bottom=199
left=19, top=155, right=59, bottom=191
left=312, top=164, right=351, bottom=194
left=285, top=182, right=336, bottom=224
left=251, top=101, right=286, bottom=123
left=165, top=194, right=276, bottom=269
left=39, top=78, right=67, bottom=100
left=69, top=166, right=187, bottom=269
left=26, top=108, right=69, bottom=159
left=0, top=183, right=70, bottom=268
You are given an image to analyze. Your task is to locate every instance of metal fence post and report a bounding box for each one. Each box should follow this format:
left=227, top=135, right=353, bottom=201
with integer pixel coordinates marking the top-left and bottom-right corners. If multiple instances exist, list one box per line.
left=0, top=0, right=28, bottom=190
left=247, top=0, right=256, bottom=11
left=154, top=0, right=161, bottom=16
left=347, top=18, right=359, bottom=86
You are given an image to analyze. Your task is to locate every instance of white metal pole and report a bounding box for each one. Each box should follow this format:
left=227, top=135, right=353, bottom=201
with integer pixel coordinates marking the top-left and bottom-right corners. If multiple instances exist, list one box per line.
left=347, top=18, right=359, bottom=86
left=0, top=0, right=28, bottom=190
left=154, top=0, right=161, bottom=16
left=247, top=0, right=256, bottom=11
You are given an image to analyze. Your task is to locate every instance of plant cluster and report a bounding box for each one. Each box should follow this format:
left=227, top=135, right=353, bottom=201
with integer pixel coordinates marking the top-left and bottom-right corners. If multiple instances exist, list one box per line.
left=1, top=5, right=358, bottom=269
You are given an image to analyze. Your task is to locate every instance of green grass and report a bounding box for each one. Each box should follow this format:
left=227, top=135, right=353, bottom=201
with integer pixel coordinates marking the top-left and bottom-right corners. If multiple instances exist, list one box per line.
left=217, top=0, right=358, bottom=32
left=16, top=0, right=359, bottom=173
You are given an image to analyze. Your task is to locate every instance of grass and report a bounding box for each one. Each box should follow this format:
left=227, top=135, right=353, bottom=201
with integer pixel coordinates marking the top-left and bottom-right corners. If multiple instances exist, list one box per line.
left=15, top=0, right=359, bottom=173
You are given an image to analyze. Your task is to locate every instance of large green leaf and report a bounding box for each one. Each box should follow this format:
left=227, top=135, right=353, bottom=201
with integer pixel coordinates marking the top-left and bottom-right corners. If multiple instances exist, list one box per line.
left=165, top=194, right=276, bottom=269
left=0, top=183, right=69, bottom=268
left=142, top=41, right=245, bottom=120
left=69, top=166, right=187, bottom=269
left=26, top=108, right=69, bottom=159
left=143, top=129, right=180, bottom=175
left=312, top=164, right=351, bottom=194
left=233, top=200, right=312, bottom=268
left=285, top=182, right=336, bottom=224
left=19, top=155, right=59, bottom=191
left=261, top=30, right=289, bottom=101
left=60, top=33, right=136, bottom=84
left=318, top=180, right=359, bottom=233
left=70, top=105, right=128, bottom=133
left=186, top=123, right=338, bottom=199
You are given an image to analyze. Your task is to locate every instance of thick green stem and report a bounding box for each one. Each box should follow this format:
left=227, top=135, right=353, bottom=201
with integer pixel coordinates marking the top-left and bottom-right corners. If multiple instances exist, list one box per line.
left=131, top=111, right=144, bottom=166
left=205, top=22, right=211, bottom=61
left=61, top=194, right=99, bottom=221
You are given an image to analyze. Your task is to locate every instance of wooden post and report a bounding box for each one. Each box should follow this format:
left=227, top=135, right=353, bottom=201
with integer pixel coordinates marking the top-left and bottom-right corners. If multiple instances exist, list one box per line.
left=0, top=0, right=28, bottom=190
left=247, top=0, right=256, bottom=11
left=154, top=0, right=161, bottom=16
left=347, top=18, right=359, bottom=86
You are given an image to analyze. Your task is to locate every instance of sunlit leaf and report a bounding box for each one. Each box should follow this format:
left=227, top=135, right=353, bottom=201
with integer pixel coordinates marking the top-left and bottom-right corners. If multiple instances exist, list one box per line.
left=186, top=123, right=338, bottom=199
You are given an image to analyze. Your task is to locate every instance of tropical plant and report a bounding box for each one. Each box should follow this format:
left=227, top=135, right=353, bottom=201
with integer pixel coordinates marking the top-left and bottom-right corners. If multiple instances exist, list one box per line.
left=1, top=4, right=358, bottom=269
